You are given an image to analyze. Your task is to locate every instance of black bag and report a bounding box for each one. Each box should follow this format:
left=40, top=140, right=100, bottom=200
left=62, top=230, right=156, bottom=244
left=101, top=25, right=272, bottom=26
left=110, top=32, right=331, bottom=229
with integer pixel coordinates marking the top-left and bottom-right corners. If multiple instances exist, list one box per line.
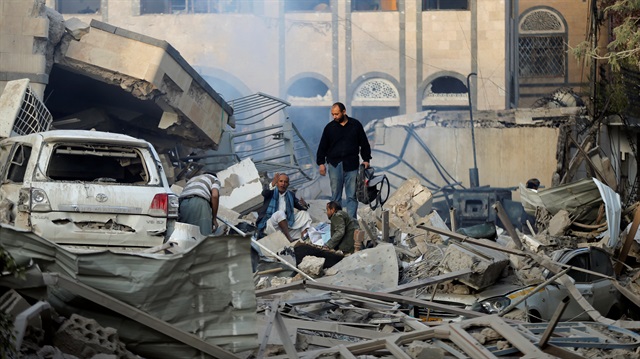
left=356, top=164, right=389, bottom=209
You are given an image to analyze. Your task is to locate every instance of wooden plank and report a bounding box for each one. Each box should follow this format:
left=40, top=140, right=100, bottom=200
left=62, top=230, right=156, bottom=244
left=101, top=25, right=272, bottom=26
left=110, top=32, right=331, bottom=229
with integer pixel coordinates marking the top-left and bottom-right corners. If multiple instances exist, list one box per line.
left=615, top=204, right=640, bottom=275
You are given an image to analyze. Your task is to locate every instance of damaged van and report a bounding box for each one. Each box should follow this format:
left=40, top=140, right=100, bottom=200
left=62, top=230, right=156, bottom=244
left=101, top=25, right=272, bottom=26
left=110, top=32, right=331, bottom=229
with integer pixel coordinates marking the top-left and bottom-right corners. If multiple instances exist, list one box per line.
left=0, top=130, right=178, bottom=248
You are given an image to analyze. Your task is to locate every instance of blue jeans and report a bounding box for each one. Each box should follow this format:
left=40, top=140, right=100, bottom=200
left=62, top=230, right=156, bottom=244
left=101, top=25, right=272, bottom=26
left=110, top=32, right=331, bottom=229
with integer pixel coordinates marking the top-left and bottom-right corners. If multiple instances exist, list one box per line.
left=328, top=162, right=358, bottom=219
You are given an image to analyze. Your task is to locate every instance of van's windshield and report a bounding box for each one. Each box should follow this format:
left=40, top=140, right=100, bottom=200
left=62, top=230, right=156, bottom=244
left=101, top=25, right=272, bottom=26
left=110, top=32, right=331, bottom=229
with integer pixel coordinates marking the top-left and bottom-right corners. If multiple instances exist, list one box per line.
left=46, top=143, right=150, bottom=184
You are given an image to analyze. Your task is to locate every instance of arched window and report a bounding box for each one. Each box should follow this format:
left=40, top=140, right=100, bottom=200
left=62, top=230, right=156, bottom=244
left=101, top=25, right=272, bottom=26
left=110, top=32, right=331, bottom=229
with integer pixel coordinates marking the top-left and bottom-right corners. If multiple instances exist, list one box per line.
left=352, top=78, right=400, bottom=123
left=286, top=77, right=332, bottom=150
left=422, top=76, right=469, bottom=111
left=519, top=9, right=566, bottom=78
left=353, top=78, right=399, bottom=101
left=287, top=78, right=330, bottom=102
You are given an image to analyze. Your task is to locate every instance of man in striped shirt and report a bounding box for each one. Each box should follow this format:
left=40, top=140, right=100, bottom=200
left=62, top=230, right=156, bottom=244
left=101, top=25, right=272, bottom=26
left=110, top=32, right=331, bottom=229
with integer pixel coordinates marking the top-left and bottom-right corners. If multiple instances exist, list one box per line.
left=178, top=172, right=221, bottom=236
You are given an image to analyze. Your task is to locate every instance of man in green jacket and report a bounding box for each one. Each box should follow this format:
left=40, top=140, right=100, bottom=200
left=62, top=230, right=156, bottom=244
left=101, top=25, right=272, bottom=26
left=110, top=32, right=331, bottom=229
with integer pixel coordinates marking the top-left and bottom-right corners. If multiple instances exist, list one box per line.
left=324, top=201, right=359, bottom=253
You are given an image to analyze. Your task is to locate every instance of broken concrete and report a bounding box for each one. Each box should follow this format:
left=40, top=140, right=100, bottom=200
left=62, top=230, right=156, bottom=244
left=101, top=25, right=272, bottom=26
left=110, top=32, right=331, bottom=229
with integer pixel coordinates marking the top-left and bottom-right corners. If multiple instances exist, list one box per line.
left=217, top=158, right=263, bottom=214
left=438, top=239, right=510, bottom=290
left=0, top=2, right=234, bottom=154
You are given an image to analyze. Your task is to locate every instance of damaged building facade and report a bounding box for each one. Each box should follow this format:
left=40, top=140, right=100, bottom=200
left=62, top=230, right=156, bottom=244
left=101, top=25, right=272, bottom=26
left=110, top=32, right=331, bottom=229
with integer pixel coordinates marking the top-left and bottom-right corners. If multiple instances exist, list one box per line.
left=5, top=1, right=640, bottom=359
left=26, top=0, right=629, bottom=197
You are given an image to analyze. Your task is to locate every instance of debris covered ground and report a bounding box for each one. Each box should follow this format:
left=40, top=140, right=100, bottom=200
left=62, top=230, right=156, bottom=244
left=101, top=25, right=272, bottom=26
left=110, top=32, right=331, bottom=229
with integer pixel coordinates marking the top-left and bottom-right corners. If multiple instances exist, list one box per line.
left=5, top=165, right=640, bottom=359
left=3, top=3, right=640, bottom=359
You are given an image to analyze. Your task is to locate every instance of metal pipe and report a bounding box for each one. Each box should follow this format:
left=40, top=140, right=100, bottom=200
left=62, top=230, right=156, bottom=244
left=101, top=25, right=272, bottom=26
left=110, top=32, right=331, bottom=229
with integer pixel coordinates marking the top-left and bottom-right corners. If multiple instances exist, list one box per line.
left=216, top=215, right=318, bottom=282
left=467, top=72, right=479, bottom=188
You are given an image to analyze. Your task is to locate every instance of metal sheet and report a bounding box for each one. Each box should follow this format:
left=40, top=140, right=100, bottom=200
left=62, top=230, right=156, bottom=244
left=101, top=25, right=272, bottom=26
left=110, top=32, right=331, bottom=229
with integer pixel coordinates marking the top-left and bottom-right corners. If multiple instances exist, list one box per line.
left=592, top=177, right=621, bottom=248
left=0, top=224, right=258, bottom=356
left=519, top=178, right=602, bottom=222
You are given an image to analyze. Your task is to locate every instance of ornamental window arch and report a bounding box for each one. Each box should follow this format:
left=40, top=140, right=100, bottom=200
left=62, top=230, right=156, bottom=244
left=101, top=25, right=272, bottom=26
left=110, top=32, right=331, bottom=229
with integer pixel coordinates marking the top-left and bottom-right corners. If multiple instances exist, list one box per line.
left=518, top=8, right=567, bottom=78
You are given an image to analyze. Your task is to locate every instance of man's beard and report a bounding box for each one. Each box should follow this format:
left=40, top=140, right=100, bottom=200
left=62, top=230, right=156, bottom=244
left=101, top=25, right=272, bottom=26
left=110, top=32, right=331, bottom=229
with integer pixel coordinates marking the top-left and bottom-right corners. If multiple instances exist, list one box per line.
left=338, top=115, right=347, bottom=124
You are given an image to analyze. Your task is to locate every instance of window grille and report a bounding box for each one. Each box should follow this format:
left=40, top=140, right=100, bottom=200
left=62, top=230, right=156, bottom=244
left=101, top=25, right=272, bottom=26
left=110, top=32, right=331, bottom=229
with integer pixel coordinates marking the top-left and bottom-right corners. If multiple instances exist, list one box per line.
left=518, top=36, right=565, bottom=77
left=354, top=79, right=399, bottom=101
left=0, top=79, right=52, bottom=138
left=518, top=9, right=566, bottom=78
left=13, top=84, right=53, bottom=136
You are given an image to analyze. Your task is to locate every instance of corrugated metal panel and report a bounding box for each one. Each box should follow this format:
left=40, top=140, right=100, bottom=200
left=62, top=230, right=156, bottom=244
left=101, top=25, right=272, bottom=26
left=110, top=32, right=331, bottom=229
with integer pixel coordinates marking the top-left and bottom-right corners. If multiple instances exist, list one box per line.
left=0, top=225, right=257, bottom=356
left=520, top=178, right=602, bottom=222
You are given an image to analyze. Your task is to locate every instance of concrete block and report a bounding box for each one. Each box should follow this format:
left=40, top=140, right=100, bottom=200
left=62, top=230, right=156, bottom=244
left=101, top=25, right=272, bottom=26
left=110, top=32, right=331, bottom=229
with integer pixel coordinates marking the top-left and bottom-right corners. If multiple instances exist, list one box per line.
left=438, top=238, right=509, bottom=290
left=298, top=255, right=325, bottom=277
left=53, top=314, right=119, bottom=357
left=0, top=289, right=40, bottom=327
left=22, top=17, right=49, bottom=38
left=385, top=177, right=433, bottom=215
left=64, top=17, right=90, bottom=40
left=217, top=158, right=263, bottom=214
left=548, top=209, right=571, bottom=236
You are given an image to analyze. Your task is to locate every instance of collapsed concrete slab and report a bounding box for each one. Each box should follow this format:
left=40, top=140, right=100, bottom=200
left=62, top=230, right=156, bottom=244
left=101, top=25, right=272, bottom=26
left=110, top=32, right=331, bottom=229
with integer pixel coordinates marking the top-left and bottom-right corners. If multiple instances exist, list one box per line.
left=319, top=243, right=399, bottom=291
left=217, top=158, right=263, bottom=214
left=0, top=1, right=234, bottom=153
left=438, top=239, right=510, bottom=290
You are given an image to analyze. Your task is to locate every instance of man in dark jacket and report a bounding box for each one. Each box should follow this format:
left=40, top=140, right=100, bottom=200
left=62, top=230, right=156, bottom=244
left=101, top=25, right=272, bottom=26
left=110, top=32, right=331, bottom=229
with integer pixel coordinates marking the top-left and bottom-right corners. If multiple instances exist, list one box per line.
left=324, top=201, right=358, bottom=254
left=256, top=173, right=311, bottom=242
left=316, top=102, right=371, bottom=219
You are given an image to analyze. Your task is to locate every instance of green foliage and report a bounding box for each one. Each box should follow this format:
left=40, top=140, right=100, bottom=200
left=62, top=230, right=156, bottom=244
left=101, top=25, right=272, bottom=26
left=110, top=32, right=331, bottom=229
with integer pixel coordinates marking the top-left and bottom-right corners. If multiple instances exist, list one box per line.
left=600, top=72, right=629, bottom=114
left=0, top=245, right=24, bottom=359
left=572, top=1, right=640, bottom=71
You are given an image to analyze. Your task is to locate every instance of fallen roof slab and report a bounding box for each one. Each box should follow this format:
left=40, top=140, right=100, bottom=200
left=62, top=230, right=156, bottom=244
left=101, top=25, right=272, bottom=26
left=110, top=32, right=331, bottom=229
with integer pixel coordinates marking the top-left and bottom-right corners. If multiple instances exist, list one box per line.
left=51, top=18, right=234, bottom=151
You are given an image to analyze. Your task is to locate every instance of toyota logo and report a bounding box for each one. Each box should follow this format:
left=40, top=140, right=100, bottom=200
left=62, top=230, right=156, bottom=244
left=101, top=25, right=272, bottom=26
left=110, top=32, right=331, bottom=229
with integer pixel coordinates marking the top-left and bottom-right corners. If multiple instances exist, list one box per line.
left=95, top=193, right=108, bottom=202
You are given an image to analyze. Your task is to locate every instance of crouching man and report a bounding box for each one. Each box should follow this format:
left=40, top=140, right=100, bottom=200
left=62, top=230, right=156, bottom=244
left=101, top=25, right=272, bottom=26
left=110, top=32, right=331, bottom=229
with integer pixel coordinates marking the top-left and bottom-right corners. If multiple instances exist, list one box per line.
left=324, top=201, right=359, bottom=254
left=256, top=173, right=311, bottom=242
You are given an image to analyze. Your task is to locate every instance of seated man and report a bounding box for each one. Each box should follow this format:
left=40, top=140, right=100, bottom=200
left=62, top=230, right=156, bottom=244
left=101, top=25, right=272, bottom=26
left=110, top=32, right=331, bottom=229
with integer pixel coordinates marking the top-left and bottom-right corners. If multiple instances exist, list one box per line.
left=324, top=201, right=358, bottom=254
left=256, top=173, right=311, bottom=242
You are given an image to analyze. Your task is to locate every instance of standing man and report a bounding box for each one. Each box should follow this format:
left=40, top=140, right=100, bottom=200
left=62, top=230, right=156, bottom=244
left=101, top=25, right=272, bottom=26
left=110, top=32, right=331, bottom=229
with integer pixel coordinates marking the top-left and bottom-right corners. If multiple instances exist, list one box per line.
left=178, top=171, right=221, bottom=236
left=256, top=173, right=312, bottom=242
left=324, top=201, right=358, bottom=254
left=316, top=102, right=371, bottom=219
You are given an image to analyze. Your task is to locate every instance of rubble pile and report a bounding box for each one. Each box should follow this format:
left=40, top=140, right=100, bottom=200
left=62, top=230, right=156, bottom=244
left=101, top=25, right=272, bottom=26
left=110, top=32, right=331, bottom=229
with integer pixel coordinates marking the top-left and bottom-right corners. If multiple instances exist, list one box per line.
left=4, top=167, right=640, bottom=358
left=245, top=176, right=640, bottom=358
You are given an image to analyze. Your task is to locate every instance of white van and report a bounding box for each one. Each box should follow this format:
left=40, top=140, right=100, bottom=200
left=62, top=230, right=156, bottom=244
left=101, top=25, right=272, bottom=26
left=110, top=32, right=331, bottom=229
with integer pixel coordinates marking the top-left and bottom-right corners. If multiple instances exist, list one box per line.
left=0, top=130, right=178, bottom=248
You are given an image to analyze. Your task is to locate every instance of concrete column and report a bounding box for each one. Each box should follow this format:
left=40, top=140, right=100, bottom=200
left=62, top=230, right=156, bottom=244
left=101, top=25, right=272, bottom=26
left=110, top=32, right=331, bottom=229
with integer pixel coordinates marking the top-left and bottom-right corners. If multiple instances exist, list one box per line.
left=404, top=0, right=418, bottom=114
